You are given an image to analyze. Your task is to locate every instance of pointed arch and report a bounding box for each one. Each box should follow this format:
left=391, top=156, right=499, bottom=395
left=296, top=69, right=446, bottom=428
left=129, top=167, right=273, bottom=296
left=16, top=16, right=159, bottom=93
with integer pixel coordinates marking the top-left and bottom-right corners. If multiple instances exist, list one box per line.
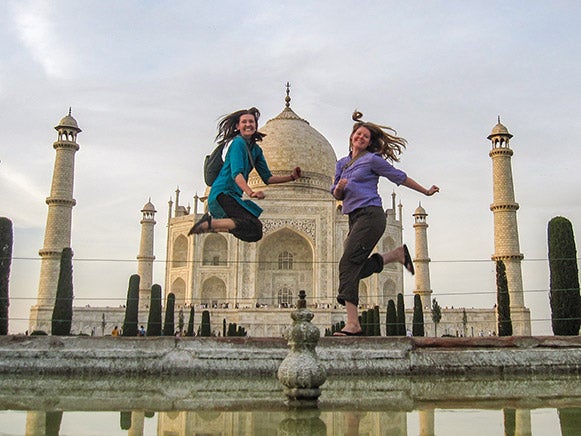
left=256, top=227, right=313, bottom=306
left=382, top=278, right=397, bottom=307
left=201, top=276, right=226, bottom=307
left=381, top=236, right=397, bottom=253
left=171, top=277, right=186, bottom=308
left=202, top=233, right=228, bottom=266
left=359, top=281, right=368, bottom=307
left=172, top=235, right=188, bottom=268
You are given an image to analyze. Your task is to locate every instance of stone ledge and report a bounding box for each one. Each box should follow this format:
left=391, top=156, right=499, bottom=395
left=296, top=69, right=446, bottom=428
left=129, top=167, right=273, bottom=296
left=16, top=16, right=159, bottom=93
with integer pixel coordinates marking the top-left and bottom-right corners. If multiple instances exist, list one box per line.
left=1, top=335, right=580, bottom=377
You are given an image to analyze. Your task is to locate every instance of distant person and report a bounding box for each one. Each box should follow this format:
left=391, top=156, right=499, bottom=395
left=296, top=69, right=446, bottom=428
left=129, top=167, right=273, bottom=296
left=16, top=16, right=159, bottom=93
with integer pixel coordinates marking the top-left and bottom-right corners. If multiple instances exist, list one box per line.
left=138, top=325, right=146, bottom=337
left=332, top=111, right=439, bottom=336
left=189, top=107, right=301, bottom=242
left=111, top=326, right=120, bottom=336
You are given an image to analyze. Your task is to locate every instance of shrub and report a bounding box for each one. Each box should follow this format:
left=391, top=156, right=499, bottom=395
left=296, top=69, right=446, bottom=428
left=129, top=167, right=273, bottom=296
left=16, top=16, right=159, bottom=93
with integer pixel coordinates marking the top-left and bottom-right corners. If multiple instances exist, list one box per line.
left=146, top=284, right=162, bottom=336
left=122, top=275, right=140, bottom=337
left=496, top=260, right=513, bottom=336
left=163, top=293, right=176, bottom=336
left=0, top=217, right=13, bottom=335
left=548, top=216, right=581, bottom=335
left=51, top=248, right=73, bottom=336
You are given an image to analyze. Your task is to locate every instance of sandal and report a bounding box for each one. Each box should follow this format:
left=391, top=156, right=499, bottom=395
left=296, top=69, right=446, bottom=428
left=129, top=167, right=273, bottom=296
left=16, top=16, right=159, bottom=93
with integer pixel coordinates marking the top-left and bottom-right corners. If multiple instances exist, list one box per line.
left=403, top=244, right=415, bottom=275
left=188, top=212, right=212, bottom=235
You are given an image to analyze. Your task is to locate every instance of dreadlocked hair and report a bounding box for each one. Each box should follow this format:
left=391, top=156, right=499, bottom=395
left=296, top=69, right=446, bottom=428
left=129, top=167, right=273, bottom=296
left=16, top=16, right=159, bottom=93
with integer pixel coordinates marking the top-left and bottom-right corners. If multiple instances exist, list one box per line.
left=351, top=110, right=406, bottom=162
left=215, top=107, right=266, bottom=145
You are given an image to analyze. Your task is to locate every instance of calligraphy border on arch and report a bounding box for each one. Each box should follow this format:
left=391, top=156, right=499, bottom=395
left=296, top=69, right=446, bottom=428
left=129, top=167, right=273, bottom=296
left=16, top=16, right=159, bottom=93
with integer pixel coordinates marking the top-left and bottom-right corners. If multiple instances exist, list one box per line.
left=262, top=218, right=316, bottom=242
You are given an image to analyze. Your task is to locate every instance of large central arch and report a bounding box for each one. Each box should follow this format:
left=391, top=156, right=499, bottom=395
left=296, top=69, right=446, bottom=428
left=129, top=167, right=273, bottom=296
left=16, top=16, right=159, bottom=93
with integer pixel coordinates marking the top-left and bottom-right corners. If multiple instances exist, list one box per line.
left=256, top=227, right=313, bottom=307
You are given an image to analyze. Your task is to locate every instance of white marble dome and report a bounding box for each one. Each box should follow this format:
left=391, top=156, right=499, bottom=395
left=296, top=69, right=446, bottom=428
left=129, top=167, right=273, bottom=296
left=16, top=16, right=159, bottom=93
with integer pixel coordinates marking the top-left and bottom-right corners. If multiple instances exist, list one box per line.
left=252, top=104, right=337, bottom=194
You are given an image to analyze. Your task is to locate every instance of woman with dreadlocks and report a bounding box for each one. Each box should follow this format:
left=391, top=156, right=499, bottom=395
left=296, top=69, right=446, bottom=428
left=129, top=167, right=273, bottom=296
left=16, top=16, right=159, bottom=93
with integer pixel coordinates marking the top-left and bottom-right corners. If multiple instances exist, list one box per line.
left=332, top=111, right=439, bottom=336
left=189, top=107, right=301, bottom=242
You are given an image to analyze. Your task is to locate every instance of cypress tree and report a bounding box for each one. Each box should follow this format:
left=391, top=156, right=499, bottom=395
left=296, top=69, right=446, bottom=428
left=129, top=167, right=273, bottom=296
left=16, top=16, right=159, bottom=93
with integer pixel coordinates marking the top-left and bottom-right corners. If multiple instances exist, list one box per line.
left=462, top=308, right=468, bottom=337
left=412, top=294, right=425, bottom=337
left=431, top=298, right=442, bottom=337
left=51, top=248, right=74, bottom=336
left=504, top=409, right=516, bottom=436
left=163, top=293, right=176, bottom=336
left=122, top=274, right=140, bottom=337
left=548, top=216, right=581, bottom=335
left=186, top=305, right=195, bottom=336
left=45, top=411, right=63, bottom=436
left=178, top=308, right=184, bottom=335
left=146, top=284, right=162, bottom=336
left=120, top=411, right=132, bottom=430
left=361, top=310, right=369, bottom=336
left=386, top=300, right=397, bottom=336
left=558, top=408, right=581, bottom=436
left=496, top=260, right=513, bottom=336
left=373, top=305, right=381, bottom=336
left=396, top=293, right=406, bottom=336
left=223, top=318, right=227, bottom=336
left=200, top=310, right=211, bottom=336
left=0, top=217, right=13, bottom=335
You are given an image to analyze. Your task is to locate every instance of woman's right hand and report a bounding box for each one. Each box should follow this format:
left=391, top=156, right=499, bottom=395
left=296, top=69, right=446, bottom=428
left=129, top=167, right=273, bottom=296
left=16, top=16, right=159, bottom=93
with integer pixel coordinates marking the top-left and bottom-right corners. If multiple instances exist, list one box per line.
left=333, top=178, right=348, bottom=199
left=250, top=190, right=265, bottom=199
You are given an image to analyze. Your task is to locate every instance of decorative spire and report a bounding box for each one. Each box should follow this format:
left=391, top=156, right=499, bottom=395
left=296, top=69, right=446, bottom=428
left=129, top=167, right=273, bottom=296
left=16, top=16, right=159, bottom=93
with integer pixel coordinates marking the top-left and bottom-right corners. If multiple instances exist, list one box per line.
left=68, top=107, right=72, bottom=116
left=285, top=81, right=291, bottom=108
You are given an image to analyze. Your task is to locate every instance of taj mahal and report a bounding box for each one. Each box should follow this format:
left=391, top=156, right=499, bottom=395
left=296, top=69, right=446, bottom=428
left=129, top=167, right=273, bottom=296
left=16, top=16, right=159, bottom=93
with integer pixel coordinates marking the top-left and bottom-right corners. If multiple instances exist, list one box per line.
left=28, top=88, right=531, bottom=337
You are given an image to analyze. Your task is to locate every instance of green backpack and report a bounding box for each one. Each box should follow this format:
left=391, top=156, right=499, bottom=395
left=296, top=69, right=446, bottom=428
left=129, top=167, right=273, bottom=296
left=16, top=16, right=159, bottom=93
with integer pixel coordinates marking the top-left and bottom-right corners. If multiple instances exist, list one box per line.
left=203, top=141, right=255, bottom=186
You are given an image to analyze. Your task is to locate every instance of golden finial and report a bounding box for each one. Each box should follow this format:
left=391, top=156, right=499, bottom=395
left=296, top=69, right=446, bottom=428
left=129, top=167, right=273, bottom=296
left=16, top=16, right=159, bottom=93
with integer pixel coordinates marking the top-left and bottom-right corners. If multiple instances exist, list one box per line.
left=285, top=82, right=291, bottom=108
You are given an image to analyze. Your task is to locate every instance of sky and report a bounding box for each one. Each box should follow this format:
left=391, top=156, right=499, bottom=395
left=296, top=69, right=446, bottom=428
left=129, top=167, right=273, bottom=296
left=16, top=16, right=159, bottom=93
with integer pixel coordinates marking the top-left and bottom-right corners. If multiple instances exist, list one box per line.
left=1, top=0, right=580, bottom=335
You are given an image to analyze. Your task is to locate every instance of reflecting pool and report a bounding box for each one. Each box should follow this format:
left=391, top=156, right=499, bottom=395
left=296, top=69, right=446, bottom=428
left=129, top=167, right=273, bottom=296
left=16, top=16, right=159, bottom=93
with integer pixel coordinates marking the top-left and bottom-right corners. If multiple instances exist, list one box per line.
left=1, top=373, right=580, bottom=435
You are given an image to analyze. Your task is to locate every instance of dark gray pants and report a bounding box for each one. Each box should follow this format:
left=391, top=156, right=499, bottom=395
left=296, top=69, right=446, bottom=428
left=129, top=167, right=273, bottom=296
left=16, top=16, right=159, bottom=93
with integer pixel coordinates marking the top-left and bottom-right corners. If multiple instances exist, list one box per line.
left=217, top=194, right=263, bottom=242
left=337, top=206, right=386, bottom=306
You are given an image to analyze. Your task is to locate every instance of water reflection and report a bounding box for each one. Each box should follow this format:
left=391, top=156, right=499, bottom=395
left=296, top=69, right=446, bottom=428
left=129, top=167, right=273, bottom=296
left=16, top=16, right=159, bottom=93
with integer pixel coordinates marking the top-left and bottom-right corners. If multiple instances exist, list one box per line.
left=1, top=374, right=581, bottom=435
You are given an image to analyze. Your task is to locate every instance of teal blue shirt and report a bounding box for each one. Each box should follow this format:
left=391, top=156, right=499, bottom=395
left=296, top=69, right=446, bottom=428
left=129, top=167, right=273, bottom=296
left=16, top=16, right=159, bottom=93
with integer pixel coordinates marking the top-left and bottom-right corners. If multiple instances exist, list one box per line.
left=208, top=135, right=273, bottom=218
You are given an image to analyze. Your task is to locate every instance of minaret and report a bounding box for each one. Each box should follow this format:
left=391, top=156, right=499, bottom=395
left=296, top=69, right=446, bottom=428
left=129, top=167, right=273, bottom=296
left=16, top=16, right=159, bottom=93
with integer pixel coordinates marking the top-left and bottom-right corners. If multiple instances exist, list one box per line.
left=137, top=200, right=156, bottom=310
left=31, top=109, right=80, bottom=331
left=412, top=203, right=432, bottom=310
left=488, top=117, right=530, bottom=335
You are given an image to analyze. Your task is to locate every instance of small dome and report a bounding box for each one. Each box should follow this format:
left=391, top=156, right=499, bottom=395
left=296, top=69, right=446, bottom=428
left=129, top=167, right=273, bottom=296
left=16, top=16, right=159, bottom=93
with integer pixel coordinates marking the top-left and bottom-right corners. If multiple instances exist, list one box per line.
left=55, top=109, right=81, bottom=132
left=487, top=117, right=512, bottom=139
left=142, top=200, right=156, bottom=213
left=413, top=204, right=427, bottom=216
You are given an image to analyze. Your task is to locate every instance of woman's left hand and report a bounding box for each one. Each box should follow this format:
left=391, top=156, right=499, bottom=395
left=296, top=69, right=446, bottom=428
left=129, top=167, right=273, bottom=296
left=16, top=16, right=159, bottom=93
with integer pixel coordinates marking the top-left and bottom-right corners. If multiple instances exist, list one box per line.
left=292, top=167, right=302, bottom=180
left=426, top=185, right=440, bottom=196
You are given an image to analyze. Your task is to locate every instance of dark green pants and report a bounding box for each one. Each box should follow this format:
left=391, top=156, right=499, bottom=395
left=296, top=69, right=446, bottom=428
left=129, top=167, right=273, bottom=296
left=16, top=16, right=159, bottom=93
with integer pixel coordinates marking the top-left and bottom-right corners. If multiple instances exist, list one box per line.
left=337, top=206, right=386, bottom=306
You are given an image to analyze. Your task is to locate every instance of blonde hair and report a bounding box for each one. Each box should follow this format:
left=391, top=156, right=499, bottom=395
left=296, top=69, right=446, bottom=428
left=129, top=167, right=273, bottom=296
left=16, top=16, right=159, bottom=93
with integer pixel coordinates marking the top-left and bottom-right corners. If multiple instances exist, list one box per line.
left=350, top=110, right=407, bottom=162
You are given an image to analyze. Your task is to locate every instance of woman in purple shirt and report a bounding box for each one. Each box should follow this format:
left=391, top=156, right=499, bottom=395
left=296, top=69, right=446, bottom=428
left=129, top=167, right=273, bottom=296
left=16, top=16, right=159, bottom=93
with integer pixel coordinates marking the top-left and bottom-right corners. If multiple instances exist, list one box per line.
left=331, top=111, right=439, bottom=336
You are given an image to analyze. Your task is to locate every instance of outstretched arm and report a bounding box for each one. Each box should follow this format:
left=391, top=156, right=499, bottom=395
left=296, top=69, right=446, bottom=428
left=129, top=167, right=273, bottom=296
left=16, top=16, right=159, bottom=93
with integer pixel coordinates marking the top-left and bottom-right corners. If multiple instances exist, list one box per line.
left=268, top=167, right=302, bottom=184
left=402, top=177, right=439, bottom=196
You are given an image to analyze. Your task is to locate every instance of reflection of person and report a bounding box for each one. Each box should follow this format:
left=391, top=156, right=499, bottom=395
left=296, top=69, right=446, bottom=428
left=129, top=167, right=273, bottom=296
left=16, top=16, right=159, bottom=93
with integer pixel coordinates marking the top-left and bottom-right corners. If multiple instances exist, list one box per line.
left=189, top=107, right=301, bottom=242
left=332, top=111, right=439, bottom=336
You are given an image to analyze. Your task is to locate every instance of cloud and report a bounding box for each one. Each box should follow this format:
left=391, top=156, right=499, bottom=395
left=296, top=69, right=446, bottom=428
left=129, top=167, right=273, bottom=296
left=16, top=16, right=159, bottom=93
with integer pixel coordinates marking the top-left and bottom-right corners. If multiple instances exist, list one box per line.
left=0, top=163, right=46, bottom=228
left=9, top=0, right=73, bottom=79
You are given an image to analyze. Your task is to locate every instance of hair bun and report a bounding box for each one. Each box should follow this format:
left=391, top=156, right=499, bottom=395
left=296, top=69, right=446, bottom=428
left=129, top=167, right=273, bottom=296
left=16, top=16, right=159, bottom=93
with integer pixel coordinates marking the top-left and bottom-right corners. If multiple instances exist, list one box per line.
left=352, top=110, right=364, bottom=122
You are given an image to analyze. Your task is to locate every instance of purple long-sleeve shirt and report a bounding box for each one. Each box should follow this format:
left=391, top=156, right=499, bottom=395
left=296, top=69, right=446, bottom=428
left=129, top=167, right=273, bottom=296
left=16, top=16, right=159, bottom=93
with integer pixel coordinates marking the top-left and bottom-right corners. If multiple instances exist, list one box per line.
left=331, top=152, right=407, bottom=214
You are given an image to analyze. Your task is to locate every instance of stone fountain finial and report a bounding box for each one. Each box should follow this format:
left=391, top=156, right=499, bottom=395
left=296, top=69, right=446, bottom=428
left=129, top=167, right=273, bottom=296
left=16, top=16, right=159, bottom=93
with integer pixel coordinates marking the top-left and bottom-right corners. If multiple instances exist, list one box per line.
left=277, top=290, right=327, bottom=407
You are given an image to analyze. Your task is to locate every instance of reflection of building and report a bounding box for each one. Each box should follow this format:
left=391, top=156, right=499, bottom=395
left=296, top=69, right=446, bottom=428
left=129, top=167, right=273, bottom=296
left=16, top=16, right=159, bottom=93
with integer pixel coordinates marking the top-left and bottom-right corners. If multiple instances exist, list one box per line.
left=163, top=91, right=404, bottom=336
